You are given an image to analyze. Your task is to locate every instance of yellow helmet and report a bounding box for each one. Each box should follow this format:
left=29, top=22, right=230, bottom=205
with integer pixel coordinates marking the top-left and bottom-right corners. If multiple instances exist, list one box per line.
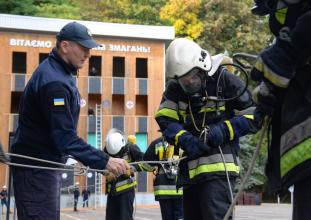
left=127, top=135, right=136, bottom=144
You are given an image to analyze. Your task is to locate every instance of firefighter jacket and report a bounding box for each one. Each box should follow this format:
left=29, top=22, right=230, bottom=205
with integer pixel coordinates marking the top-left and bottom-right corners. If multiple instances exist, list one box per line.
left=252, top=1, right=311, bottom=193
left=155, top=67, right=259, bottom=187
left=144, top=137, right=183, bottom=201
left=266, top=64, right=311, bottom=193
left=105, top=143, right=151, bottom=196
left=253, top=2, right=311, bottom=89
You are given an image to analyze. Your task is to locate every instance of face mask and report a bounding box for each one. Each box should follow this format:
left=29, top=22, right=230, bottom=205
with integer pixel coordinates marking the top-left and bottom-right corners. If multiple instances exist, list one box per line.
left=178, top=68, right=204, bottom=95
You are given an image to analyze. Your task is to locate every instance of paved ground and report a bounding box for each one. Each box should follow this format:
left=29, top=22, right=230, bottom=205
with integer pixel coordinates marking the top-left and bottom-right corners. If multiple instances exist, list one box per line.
left=1, top=203, right=292, bottom=220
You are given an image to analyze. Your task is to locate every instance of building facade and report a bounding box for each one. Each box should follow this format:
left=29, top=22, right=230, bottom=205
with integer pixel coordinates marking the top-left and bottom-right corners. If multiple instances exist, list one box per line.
left=0, top=14, right=174, bottom=193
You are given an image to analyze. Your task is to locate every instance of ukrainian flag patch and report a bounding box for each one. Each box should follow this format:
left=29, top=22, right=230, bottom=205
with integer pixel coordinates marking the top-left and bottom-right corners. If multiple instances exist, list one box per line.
left=53, top=98, right=65, bottom=106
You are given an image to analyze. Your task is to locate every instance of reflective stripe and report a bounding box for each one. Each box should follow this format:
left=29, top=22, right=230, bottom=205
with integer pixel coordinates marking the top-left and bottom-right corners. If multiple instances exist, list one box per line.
left=243, top=114, right=254, bottom=120
left=154, top=190, right=183, bottom=196
left=188, top=154, right=235, bottom=169
left=200, top=106, right=225, bottom=113
left=178, top=101, right=188, bottom=111
left=224, top=120, right=234, bottom=141
left=175, top=130, right=187, bottom=146
left=159, top=100, right=178, bottom=109
left=234, top=106, right=255, bottom=116
left=115, top=179, right=137, bottom=192
left=281, top=116, right=311, bottom=155
left=179, top=110, right=186, bottom=122
left=281, top=137, right=311, bottom=177
left=155, top=108, right=179, bottom=121
left=189, top=162, right=240, bottom=179
left=275, top=7, right=288, bottom=25
left=255, top=57, right=290, bottom=88
left=154, top=185, right=183, bottom=196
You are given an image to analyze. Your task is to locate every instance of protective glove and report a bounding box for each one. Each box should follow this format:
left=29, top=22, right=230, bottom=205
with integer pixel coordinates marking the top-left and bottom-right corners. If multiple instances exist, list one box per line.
left=252, top=81, right=275, bottom=117
left=206, top=124, right=229, bottom=148
left=162, top=122, right=184, bottom=145
left=177, top=131, right=211, bottom=160
left=163, top=122, right=211, bottom=159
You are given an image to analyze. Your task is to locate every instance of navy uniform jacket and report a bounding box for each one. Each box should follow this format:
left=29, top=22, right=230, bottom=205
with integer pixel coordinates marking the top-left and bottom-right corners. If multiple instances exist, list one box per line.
left=11, top=48, right=109, bottom=169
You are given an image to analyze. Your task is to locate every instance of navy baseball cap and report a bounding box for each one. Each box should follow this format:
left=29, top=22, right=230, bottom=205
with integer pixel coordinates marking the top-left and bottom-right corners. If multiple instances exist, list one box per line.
left=56, top=22, right=101, bottom=49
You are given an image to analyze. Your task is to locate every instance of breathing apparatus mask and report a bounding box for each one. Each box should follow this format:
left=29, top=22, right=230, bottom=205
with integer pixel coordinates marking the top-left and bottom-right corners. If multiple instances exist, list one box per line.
left=166, top=38, right=226, bottom=96
left=177, top=68, right=205, bottom=95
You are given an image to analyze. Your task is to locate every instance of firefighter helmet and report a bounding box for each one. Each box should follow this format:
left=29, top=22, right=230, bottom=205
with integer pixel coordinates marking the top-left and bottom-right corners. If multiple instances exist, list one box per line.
left=166, top=38, right=213, bottom=79
left=105, top=128, right=126, bottom=155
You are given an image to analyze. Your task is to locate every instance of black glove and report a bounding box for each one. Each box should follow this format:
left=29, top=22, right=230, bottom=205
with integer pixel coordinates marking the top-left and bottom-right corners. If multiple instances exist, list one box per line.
left=206, top=124, right=229, bottom=148
left=177, top=132, right=211, bottom=160
left=252, top=81, right=276, bottom=116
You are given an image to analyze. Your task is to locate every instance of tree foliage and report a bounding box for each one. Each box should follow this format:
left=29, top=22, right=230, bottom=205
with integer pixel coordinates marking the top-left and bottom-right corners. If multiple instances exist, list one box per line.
left=0, top=0, right=81, bottom=19
left=78, top=0, right=167, bottom=25
left=237, top=134, right=268, bottom=192
left=199, top=0, right=272, bottom=55
left=160, top=0, right=204, bottom=40
left=35, top=0, right=81, bottom=19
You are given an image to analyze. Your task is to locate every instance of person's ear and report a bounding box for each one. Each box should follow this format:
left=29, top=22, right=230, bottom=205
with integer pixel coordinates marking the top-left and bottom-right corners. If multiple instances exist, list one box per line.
left=60, top=40, right=70, bottom=54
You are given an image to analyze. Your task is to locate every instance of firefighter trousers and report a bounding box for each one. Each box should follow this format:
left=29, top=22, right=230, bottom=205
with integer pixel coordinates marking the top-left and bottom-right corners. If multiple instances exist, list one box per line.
left=159, top=198, right=183, bottom=220
left=106, top=188, right=135, bottom=220
left=183, top=178, right=235, bottom=220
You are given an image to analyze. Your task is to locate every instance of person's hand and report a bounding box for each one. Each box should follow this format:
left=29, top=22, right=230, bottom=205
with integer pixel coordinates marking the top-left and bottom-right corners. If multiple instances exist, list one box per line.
left=106, top=173, right=116, bottom=182
left=163, top=122, right=184, bottom=144
left=106, top=157, right=130, bottom=177
left=252, top=81, right=275, bottom=116
left=206, top=125, right=227, bottom=148
left=177, top=132, right=211, bottom=159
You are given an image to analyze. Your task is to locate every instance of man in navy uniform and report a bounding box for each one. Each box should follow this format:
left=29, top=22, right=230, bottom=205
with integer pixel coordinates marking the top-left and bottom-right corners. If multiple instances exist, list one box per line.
left=11, top=21, right=130, bottom=220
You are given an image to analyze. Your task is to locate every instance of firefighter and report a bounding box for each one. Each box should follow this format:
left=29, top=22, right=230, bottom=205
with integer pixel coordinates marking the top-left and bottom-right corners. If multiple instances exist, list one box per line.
left=104, top=129, right=153, bottom=220
left=251, top=1, right=311, bottom=219
left=144, top=137, right=183, bottom=220
left=155, top=38, right=259, bottom=220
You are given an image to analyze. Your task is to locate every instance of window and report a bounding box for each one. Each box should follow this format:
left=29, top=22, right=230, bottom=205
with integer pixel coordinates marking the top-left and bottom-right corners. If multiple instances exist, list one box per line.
left=89, top=56, right=102, bottom=76
left=136, top=95, right=148, bottom=115
left=136, top=58, right=148, bottom=78
left=113, top=57, right=125, bottom=77
left=10, top=92, right=22, bottom=113
left=39, top=53, right=49, bottom=64
left=12, top=52, right=26, bottom=73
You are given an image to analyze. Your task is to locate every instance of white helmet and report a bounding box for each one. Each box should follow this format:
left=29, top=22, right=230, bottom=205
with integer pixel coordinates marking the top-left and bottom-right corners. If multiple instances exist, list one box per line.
left=165, top=38, right=207, bottom=78
left=166, top=38, right=225, bottom=78
left=2, top=185, right=7, bottom=189
left=105, top=128, right=126, bottom=155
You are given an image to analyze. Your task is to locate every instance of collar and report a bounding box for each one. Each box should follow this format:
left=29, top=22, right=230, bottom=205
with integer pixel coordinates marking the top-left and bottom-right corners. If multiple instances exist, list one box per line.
left=50, top=48, right=78, bottom=75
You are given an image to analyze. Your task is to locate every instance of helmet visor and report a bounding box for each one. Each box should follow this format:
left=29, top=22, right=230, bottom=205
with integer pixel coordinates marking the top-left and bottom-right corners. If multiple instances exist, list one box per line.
left=178, top=68, right=203, bottom=94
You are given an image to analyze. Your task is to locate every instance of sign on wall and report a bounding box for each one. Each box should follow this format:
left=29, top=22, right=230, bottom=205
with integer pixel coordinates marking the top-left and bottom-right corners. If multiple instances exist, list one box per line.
left=9, top=38, right=152, bottom=53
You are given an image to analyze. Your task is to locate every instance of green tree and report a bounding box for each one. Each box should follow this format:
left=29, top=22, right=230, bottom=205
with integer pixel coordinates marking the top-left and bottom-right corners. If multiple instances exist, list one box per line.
left=237, top=134, right=268, bottom=192
left=200, top=0, right=272, bottom=54
left=34, top=0, right=81, bottom=19
left=0, top=0, right=81, bottom=19
left=78, top=0, right=167, bottom=25
left=0, top=0, right=37, bottom=15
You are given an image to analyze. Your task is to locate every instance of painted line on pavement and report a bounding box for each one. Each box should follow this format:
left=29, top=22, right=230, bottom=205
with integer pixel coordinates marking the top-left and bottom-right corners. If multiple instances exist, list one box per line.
left=60, top=212, right=84, bottom=220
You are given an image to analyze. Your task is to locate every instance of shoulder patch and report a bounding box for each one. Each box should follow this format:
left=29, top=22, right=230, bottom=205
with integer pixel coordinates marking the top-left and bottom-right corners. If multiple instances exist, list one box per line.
left=53, top=98, right=65, bottom=106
